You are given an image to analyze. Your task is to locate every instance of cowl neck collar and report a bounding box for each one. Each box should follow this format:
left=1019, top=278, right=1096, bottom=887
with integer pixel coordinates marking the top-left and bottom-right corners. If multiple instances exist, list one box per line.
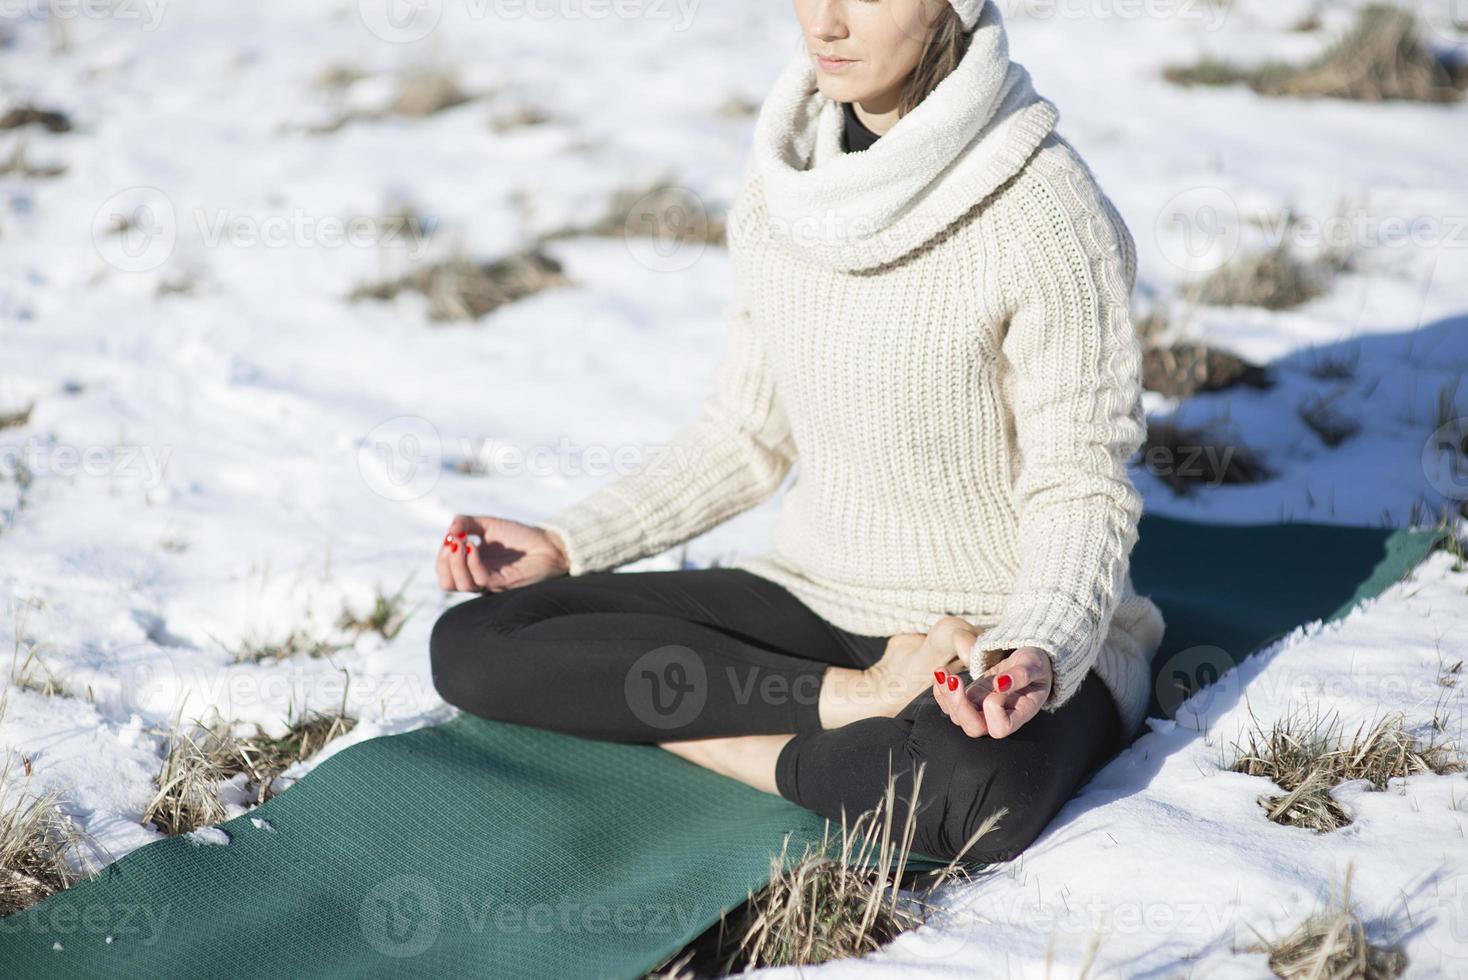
left=749, top=1, right=1058, bottom=272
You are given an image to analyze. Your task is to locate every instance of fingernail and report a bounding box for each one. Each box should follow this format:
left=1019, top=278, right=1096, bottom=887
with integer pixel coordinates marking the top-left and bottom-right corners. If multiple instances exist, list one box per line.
left=996, top=674, right=1012, bottom=693
left=466, top=543, right=474, bottom=554
left=457, top=532, right=467, bottom=539
left=449, top=542, right=458, bottom=553
left=444, top=535, right=453, bottom=546
left=934, top=670, right=946, bottom=685
left=947, top=676, right=959, bottom=691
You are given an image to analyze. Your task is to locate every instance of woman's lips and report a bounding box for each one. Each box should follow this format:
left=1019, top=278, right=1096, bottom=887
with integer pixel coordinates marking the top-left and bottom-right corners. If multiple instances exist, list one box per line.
left=815, top=55, right=856, bottom=73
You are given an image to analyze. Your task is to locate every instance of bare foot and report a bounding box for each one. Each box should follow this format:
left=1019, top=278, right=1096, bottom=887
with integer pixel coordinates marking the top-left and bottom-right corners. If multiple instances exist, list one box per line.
left=818, top=616, right=982, bottom=729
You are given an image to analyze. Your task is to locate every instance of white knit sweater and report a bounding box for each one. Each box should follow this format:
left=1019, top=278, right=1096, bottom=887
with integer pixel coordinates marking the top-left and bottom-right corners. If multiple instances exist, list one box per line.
left=537, top=2, right=1166, bottom=742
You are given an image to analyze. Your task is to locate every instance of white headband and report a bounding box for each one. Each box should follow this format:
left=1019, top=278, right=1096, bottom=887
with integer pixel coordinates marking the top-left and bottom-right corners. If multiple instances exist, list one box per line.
left=949, top=0, right=984, bottom=30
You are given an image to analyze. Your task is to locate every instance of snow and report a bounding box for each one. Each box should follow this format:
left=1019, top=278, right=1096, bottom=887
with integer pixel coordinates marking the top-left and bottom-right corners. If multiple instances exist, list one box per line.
left=1, top=0, right=1466, bottom=973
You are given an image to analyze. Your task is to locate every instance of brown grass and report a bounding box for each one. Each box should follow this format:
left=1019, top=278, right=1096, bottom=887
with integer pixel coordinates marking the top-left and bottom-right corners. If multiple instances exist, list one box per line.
left=1225, top=703, right=1463, bottom=832
left=142, top=720, right=231, bottom=836
left=1142, top=342, right=1270, bottom=399
left=1140, top=416, right=1271, bottom=495
left=647, top=762, right=1000, bottom=976
left=389, top=67, right=471, bottom=118
left=0, top=105, right=71, bottom=132
left=212, top=707, right=358, bottom=806
left=0, top=402, right=32, bottom=430
left=0, top=762, right=99, bottom=918
left=230, top=627, right=345, bottom=664
left=335, top=575, right=415, bottom=642
left=0, top=143, right=66, bottom=179
left=351, top=249, right=568, bottom=323
left=1241, top=862, right=1407, bottom=978
left=145, top=686, right=358, bottom=827
left=541, top=180, right=727, bottom=249
left=1297, top=389, right=1361, bottom=448
left=1187, top=239, right=1328, bottom=311
left=1165, top=5, right=1464, bottom=104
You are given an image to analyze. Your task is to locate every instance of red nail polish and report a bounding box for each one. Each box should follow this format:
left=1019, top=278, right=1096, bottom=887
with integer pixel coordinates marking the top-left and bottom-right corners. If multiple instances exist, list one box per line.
left=947, top=676, right=959, bottom=691
left=934, top=670, right=946, bottom=685
left=444, top=535, right=453, bottom=545
left=996, top=674, right=1012, bottom=693
left=457, top=532, right=467, bottom=538
left=450, top=542, right=458, bottom=553
left=466, top=543, right=474, bottom=554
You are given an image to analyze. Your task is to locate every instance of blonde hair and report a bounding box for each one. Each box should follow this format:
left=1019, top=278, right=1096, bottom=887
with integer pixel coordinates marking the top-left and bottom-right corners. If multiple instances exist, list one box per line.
left=896, top=5, right=971, bottom=117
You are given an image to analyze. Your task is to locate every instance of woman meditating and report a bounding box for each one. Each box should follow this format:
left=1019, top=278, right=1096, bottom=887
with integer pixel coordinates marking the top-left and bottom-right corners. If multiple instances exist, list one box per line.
left=429, top=0, right=1165, bottom=864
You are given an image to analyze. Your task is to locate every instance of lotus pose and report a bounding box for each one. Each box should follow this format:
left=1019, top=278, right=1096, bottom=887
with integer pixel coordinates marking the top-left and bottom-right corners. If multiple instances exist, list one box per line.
left=430, top=0, right=1165, bottom=863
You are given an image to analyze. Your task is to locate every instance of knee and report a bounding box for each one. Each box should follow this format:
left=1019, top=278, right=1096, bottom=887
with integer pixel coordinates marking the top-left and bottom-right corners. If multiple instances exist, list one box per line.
left=428, top=603, right=472, bottom=708
left=428, top=594, right=513, bottom=710
left=904, top=725, right=1053, bottom=864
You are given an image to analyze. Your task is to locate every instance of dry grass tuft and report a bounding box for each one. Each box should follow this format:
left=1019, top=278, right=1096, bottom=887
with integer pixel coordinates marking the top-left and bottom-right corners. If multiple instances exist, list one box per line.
left=351, top=249, right=567, bottom=322
left=8, top=602, right=65, bottom=698
left=0, top=763, right=99, bottom=918
left=1225, top=703, right=1463, bottom=832
left=1241, top=862, right=1407, bottom=978
left=1298, top=388, right=1361, bottom=448
left=488, top=104, right=552, bottom=133
left=541, top=180, right=726, bottom=249
left=0, top=105, right=71, bottom=133
left=212, top=707, right=358, bottom=806
left=0, top=402, right=33, bottom=430
left=1187, top=240, right=1328, bottom=311
left=648, top=763, right=999, bottom=976
left=231, top=627, right=345, bottom=664
left=313, top=63, right=366, bottom=91
left=1165, top=5, right=1464, bottom=104
left=1141, top=416, right=1271, bottom=495
left=142, top=721, right=231, bottom=836
left=145, top=687, right=358, bottom=826
left=0, top=142, right=66, bottom=179
left=389, top=67, right=471, bottom=118
left=336, top=575, right=415, bottom=642
left=1142, top=342, right=1270, bottom=399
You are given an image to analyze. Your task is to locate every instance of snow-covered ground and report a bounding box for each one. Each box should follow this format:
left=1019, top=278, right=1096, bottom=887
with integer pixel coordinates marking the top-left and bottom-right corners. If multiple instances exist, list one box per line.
left=1, top=0, right=1465, bottom=974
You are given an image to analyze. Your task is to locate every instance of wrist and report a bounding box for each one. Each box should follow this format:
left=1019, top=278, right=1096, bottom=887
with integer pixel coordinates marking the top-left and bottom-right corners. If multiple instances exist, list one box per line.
left=540, top=527, right=571, bottom=570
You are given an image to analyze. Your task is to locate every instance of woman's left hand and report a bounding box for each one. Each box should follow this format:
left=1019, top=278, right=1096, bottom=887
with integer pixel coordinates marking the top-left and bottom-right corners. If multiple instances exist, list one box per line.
left=932, top=645, right=1053, bottom=739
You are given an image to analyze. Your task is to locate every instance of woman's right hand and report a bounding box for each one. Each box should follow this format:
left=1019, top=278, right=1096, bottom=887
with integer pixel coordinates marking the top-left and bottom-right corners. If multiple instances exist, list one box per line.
left=435, top=514, right=571, bottom=593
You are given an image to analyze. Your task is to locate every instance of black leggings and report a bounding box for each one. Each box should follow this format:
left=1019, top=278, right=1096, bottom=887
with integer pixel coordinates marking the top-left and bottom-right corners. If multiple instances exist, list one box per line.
left=429, top=567, right=1125, bottom=863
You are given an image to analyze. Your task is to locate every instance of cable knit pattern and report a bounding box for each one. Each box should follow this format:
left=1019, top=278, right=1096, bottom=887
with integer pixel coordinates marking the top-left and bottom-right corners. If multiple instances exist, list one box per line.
left=537, top=1, right=1166, bottom=742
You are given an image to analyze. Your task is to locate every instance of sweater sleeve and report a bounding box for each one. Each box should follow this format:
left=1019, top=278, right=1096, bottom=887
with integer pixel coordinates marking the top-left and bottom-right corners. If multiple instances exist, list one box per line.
left=968, top=169, right=1148, bottom=715
left=535, top=301, right=798, bottom=576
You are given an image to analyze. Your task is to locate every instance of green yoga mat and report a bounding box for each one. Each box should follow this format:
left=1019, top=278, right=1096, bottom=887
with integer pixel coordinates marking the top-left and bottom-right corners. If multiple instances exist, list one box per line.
left=0, top=516, right=1445, bottom=979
